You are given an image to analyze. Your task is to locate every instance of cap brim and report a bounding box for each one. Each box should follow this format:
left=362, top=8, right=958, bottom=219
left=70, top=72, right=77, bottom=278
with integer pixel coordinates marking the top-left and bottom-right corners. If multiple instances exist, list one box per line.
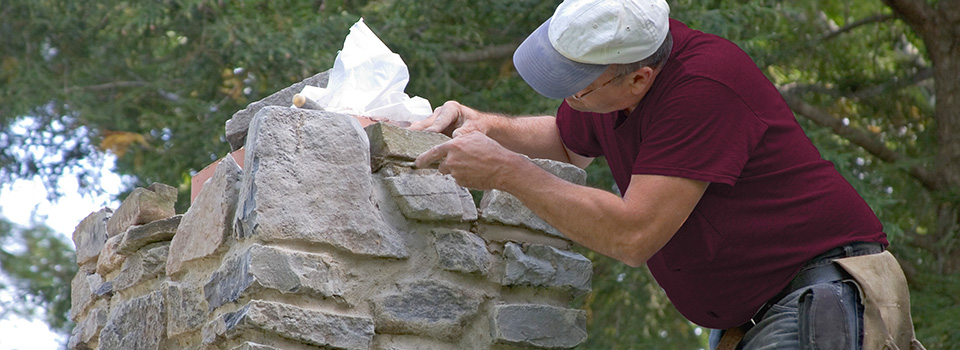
left=513, top=18, right=608, bottom=100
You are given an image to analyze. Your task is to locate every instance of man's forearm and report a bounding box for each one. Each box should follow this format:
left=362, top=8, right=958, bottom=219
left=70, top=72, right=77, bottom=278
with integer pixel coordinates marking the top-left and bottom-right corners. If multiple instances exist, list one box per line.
left=485, top=115, right=589, bottom=167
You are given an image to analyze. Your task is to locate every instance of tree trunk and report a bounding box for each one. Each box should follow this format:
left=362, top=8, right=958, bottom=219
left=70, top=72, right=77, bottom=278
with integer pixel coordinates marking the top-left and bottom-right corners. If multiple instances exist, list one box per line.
left=884, top=0, right=960, bottom=272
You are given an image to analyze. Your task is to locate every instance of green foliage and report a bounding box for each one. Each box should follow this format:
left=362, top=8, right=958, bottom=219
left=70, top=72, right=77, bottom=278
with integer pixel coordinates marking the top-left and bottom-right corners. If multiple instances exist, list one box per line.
left=0, top=216, right=78, bottom=333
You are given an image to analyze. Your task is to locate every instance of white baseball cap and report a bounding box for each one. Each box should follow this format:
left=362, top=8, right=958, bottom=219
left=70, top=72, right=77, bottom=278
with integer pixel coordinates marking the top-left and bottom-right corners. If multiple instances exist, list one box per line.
left=513, top=0, right=670, bottom=99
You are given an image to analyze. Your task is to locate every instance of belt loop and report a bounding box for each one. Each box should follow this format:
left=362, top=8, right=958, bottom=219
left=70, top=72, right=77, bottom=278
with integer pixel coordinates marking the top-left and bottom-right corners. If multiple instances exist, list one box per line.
left=843, top=244, right=854, bottom=257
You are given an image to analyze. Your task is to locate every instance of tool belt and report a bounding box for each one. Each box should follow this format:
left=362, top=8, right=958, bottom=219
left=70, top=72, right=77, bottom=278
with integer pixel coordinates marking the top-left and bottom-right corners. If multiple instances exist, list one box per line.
left=717, top=242, right=925, bottom=350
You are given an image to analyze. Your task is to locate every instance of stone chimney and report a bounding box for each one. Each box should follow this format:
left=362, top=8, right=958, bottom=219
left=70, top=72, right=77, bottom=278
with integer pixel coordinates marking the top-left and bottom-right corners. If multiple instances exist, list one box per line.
left=68, top=72, right=593, bottom=350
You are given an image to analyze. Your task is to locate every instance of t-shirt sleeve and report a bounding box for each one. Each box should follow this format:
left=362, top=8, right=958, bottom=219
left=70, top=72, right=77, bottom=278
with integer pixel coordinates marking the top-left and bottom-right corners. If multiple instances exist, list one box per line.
left=555, top=101, right=606, bottom=158
left=633, top=78, right=767, bottom=186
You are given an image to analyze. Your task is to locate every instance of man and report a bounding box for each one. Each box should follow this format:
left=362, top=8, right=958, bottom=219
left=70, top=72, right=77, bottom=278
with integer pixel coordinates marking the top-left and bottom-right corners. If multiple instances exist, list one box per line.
left=411, top=0, right=921, bottom=348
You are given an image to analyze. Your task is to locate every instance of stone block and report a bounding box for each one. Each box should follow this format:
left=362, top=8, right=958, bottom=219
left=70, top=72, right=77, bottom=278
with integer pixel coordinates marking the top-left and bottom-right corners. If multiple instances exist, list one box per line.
left=117, top=215, right=180, bottom=255
left=491, top=304, right=587, bottom=349
left=72, top=208, right=112, bottom=266
left=106, top=183, right=177, bottom=237
left=99, top=291, right=166, bottom=350
left=434, top=229, right=492, bottom=276
left=372, top=280, right=482, bottom=341
left=225, top=70, right=330, bottom=151
left=68, top=303, right=107, bottom=350
left=480, top=158, right=586, bottom=240
left=96, top=234, right=125, bottom=276
left=365, top=122, right=451, bottom=170
left=203, top=300, right=374, bottom=350
left=501, top=242, right=592, bottom=297
left=229, top=343, right=279, bottom=350
left=204, top=245, right=344, bottom=311
left=69, top=270, right=104, bottom=321
left=164, top=281, right=208, bottom=337
left=383, top=174, right=477, bottom=222
left=233, top=106, right=406, bottom=259
left=113, top=242, right=170, bottom=292
left=167, top=156, right=242, bottom=276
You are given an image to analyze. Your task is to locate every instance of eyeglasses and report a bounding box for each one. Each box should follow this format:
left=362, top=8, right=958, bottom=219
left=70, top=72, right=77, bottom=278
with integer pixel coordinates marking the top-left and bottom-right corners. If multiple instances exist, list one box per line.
left=570, top=73, right=626, bottom=100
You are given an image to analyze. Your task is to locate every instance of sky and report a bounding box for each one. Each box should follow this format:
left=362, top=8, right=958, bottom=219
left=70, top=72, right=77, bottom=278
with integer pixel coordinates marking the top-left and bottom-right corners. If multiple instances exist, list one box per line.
left=0, top=158, right=123, bottom=350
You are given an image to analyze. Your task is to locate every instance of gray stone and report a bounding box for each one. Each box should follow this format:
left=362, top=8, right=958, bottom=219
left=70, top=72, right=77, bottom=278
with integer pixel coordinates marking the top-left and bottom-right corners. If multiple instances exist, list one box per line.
left=99, top=291, right=166, bottom=350
left=491, top=304, right=587, bottom=349
left=203, top=300, right=374, bottom=350
left=384, top=174, right=477, bottom=222
left=365, top=122, right=451, bottom=171
left=167, top=156, right=242, bottom=276
left=70, top=269, right=105, bottom=321
left=233, top=106, right=406, bottom=259
left=164, top=281, right=208, bottom=337
left=106, top=183, right=178, bottom=237
left=434, top=229, right=492, bottom=275
left=117, top=215, right=181, bottom=255
left=228, top=342, right=279, bottom=350
left=72, top=208, right=112, bottom=266
left=204, top=245, right=344, bottom=311
left=95, top=234, right=125, bottom=275
left=225, top=70, right=330, bottom=151
left=68, top=304, right=107, bottom=350
left=113, top=242, right=170, bottom=292
left=372, top=280, right=482, bottom=341
left=501, top=242, right=592, bottom=297
left=480, top=158, right=586, bottom=240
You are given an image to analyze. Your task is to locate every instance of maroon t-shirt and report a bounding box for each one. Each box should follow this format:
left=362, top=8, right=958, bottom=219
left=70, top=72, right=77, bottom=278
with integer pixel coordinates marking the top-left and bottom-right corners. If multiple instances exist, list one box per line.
left=556, top=19, right=887, bottom=328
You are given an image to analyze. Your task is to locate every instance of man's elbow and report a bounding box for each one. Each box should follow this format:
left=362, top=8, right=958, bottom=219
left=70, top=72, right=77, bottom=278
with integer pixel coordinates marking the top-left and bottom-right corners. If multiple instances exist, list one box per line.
left=615, top=235, right=653, bottom=268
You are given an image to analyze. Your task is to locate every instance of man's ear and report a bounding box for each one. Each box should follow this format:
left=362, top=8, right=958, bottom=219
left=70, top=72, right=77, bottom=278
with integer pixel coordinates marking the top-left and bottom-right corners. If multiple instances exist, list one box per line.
left=628, top=67, right=654, bottom=94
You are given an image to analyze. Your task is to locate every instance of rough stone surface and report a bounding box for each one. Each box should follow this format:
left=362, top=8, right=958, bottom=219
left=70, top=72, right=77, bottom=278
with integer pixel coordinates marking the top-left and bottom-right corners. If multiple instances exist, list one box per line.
left=72, top=208, right=112, bottom=266
left=117, top=215, right=180, bottom=255
left=480, top=159, right=586, bottom=240
left=96, top=234, right=126, bottom=276
left=366, top=122, right=451, bottom=170
left=434, top=229, right=492, bottom=276
left=106, top=183, right=178, bottom=237
left=204, top=244, right=344, bottom=311
left=113, top=242, right=170, bottom=292
left=502, top=242, right=592, bottom=297
left=167, top=156, right=242, bottom=276
left=372, top=280, right=482, bottom=341
left=491, top=304, right=587, bottom=349
left=99, top=291, right=166, bottom=350
left=164, top=281, right=208, bottom=337
left=233, top=106, right=406, bottom=259
left=229, top=342, right=280, bottom=350
left=203, top=300, right=374, bottom=350
left=225, top=70, right=330, bottom=151
left=68, top=303, right=108, bottom=350
left=69, top=270, right=103, bottom=321
left=384, top=174, right=477, bottom=222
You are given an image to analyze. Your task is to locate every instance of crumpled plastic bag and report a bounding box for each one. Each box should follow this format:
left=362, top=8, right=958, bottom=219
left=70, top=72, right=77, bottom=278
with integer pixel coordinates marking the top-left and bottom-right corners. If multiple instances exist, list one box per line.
left=299, top=18, right=432, bottom=123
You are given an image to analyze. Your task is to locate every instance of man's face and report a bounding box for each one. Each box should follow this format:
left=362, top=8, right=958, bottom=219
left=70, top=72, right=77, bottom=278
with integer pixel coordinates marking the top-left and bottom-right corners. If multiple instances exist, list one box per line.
left=564, top=66, right=648, bottom=114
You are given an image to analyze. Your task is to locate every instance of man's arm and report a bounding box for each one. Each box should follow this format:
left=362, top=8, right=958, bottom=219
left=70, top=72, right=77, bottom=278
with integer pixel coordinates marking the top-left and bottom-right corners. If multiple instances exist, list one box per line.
left=410, top=101, right=593, bottom=168
left=416, top=132, right=707, bottom=267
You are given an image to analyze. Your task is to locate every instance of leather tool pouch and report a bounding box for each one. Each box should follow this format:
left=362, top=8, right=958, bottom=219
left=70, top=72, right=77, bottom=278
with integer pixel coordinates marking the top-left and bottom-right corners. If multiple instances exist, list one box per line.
left=834, top=251, right=926, bottom=350
left=798, top=282, right=859, bottom=350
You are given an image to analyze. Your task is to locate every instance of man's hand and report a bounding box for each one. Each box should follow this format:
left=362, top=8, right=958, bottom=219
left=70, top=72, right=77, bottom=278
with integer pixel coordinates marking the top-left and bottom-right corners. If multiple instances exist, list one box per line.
left=415, top=131, right=521, bottom=190
left=409, top=101, right=492, bottom=138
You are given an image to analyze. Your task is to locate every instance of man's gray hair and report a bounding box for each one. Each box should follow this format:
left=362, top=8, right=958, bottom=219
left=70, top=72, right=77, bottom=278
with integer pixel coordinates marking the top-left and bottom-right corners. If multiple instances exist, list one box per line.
left=611, top=32, right=674, bottom=79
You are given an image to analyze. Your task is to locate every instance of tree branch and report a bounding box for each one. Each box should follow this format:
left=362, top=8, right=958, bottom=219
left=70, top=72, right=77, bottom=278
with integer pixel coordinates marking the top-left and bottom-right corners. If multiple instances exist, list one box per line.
left=821, top=14, right=896, bottom=42
left=883, top=0, right=936, bottom=38
left=778, top=87, right=940, bottom=191
left=776, top=68, right=932, bottom=100
left=65, top=81, right=148, bottom=92
left=439, top=43, right=519, bottom=63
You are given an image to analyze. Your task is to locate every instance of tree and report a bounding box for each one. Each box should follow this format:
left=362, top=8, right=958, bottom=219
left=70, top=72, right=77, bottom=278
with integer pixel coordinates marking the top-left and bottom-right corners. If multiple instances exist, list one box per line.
left=2, top=0, right=958, bottom=347
left=0, top=216, right=78, bottom=334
